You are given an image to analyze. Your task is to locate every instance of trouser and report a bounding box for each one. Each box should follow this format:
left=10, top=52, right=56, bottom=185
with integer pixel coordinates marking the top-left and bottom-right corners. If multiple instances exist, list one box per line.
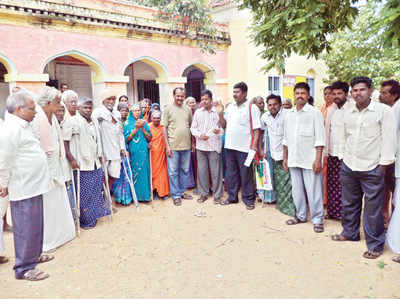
left=0, top=197, right=8, bottom=254
left=225, top=149, right=255, bottom=206
left=340, top=162, right=385, bottom=252
left=10, top=195, right=43, bottom=278
left=166, top=150, right=191, bottom=199
left=289, top=167, right=324, bottom=224
left=383, top=163, right=395, bottom=226
left=196, top=150, right=223, bottom=199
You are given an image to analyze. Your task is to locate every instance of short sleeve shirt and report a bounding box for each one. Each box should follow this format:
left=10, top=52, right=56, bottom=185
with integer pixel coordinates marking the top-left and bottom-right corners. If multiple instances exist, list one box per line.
left=161, top=103, right=192, bottom=151
left=224, top=100, right=261, bottom=153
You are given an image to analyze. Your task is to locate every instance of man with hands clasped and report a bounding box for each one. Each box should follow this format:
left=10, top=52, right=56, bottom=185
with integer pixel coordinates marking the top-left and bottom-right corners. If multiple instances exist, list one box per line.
left=282, top=82, right=326, bottom=233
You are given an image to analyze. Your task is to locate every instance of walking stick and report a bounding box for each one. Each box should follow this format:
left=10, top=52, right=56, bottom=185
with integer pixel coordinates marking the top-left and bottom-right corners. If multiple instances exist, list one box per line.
left=70, top=168, right=80, bottom=237
left=122, top=156, right=139, bottom=211
left=71, top=136, right=81, bottom=236
left=95, top=118, right=113, bottom=222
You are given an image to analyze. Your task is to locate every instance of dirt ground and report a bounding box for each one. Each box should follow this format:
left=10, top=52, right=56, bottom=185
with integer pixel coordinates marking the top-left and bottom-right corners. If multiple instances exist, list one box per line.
left=1, top=192, right=399, bottom=299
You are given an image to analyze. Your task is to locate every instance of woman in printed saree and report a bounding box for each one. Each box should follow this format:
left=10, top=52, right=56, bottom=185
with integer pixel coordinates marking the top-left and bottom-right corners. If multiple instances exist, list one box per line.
left=112, top=102, right=134, bottom=205
left=124, top=104, right=152, bottom=202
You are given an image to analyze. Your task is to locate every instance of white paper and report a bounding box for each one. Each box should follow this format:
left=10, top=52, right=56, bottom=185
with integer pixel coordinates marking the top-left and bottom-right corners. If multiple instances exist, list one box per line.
left=244, top=149, right=256, bottom=167
left=255, top=160, right=273, bottom=191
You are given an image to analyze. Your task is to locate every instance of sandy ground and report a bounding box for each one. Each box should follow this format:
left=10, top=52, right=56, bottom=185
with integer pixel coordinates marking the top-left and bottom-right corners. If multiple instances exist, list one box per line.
left=1, top=193, right=399, bottom=299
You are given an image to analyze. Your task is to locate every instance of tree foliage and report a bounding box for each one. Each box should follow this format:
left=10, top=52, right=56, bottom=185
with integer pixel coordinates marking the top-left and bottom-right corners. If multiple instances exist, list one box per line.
left=134, top=0, right=218, bottom=54
left=239, top=0, right=400, bottom=74
left=322, top=2, right=400, bottom=87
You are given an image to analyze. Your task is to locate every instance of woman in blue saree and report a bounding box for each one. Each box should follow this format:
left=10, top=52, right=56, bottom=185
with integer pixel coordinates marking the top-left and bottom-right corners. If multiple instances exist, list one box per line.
left=123, top=104, right=152, bottom=202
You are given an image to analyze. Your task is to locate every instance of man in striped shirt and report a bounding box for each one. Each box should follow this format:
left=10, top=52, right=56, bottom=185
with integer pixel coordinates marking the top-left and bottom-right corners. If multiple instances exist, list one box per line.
left=190, top=90, right=224, bottom=204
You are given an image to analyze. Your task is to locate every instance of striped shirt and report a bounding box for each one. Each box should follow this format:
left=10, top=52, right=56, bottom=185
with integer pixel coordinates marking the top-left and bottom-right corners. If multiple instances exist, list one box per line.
left=190, top=107, right=223, bottom=153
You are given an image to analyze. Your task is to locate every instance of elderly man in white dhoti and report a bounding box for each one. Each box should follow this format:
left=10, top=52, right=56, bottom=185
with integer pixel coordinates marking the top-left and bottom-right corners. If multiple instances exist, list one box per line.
left=32, top=86, right=76, bottom=253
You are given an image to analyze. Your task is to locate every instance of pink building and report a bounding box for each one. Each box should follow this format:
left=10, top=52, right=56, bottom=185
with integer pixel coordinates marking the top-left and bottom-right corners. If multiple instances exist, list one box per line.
left=0, top=0, right=230, bottom=116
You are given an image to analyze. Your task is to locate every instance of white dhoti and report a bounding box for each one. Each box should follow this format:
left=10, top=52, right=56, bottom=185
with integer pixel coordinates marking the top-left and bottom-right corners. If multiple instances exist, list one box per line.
left=107, top=159, right=121, bottom=179
left=386, top=178, right=400, bottom=254
left=43, top=183, right=75, bottom=252
left=0, top=197, right=9, bottom=254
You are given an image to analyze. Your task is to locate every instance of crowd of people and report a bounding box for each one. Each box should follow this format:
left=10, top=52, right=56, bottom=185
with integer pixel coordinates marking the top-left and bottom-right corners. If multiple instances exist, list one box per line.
left=0, top=76, right=399, bottom=281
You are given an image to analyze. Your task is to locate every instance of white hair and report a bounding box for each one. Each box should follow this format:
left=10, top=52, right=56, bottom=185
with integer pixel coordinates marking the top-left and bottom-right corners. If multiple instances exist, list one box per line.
left=152, top=110, right=162, bottom=118
left=6, top=91, right=33, bottom=113
left=37, top=86, right=61, bottom=107
left=61, top=89, right=78, bottom=104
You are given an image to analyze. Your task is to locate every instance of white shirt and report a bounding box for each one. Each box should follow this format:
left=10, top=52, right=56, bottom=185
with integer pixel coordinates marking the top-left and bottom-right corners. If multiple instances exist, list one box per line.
left=0, top=114, right=52, bottom=201
left=392, top=100, right=400, bottom=177
left=64, top=113, right=102, bottom=171
left=283, top=104, right=325, bottom=169
left=261, top=108, right=286, bottom=161
left=224, top=100, right=261, bottom=153
left=341, top=100, right=396, bottom=172
left=190, top=107, right=223, bottom=153
left=329, top=105, right=346, bottom=157
left=92, top=105, right=125, bottom=161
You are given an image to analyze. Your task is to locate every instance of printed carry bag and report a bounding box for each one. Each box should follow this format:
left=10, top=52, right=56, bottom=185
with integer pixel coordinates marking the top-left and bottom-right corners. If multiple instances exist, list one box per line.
left=255, top=159, right=273, bottom=191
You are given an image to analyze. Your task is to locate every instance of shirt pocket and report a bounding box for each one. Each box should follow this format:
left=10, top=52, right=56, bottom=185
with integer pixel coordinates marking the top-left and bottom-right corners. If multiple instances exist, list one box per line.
left=298, top=121, right=313, bottom=137
left=362, top=121, right=379, bottom=138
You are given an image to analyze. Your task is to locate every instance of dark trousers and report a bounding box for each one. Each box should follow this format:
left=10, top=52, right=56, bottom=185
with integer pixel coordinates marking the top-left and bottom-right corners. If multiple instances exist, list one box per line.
left=225, top=149, right=255, bottom=206
left=340, top=162, right=385, bottom=252
left=383, top=163, right=395, bottom=225
left=10, top=195, right=44, bottom=278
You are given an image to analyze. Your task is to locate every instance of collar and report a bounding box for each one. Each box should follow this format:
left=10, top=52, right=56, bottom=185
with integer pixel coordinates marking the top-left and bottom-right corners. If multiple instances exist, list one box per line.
left=349, top=99, right=375, bottom=112
left=292, top=103, right=312, bottom=113
left=233, top=99, right=248, bottom=107
left=6, top=113, right=29, bottom=128
left=200, top=106, right=216, bottom=112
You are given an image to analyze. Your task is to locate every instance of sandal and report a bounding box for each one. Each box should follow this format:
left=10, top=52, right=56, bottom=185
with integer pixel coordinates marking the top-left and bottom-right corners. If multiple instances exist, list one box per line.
left=313, top=224, right=324, bottom=233
left=286, top=218, right=306, bottom=225
left=0, top=256, right=9, bottom=264
left=363, top=250, right=383, bottom=259
left=173, top=198, right=182, bottom=206
left=220, top=199, right=238, bottom=206
left=331, top=234, right=360, bottom=241
left=19, top=269, right=49, bottom=281
left=246, top=204, right=255, bottom=210
left=38, top=254, right=54, bottom=264
left=392, top=256, right=400, bottom=264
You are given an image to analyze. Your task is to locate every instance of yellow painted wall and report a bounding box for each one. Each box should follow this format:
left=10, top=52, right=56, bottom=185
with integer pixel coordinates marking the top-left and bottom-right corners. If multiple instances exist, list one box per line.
left=214, top=7, right=329, bottom=107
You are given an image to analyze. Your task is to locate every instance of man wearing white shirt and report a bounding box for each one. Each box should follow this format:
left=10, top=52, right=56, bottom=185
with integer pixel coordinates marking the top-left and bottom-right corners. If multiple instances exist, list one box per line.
left=217, top=82, right=261, bottom=210
left=92, top=89, right=126, bottom=194
left=324, top=81, right=349, bottom=220
left=260, top=94, right=295, bottom=216
left=332, top=76, right=396, bottom=259
left=190, top=90, right=224, bottom=204
left=0, top=92, right=53, bottom=281
left=379, top=79, right=400, bottom=228
left=283, top=82, right=325, bottom=233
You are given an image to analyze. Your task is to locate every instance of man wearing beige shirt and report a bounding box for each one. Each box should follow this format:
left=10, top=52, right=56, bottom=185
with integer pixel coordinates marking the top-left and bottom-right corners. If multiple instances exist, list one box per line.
left=332, top=77, right=396, bottom=259
left=161, top=87, right=193, bottom=206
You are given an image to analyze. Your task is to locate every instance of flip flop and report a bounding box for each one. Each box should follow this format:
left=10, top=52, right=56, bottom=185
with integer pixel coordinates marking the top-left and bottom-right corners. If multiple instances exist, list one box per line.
left=392, top=256, right=400, bottom=263
left=314, top=224, right=324, bottom=233
left=286, top=218, right=306, bottom=225
left=363, top=250, right=383, bottom=259
left=19, top=269, right=49, bottom=281
left=38, top=254, right=54, bottom=264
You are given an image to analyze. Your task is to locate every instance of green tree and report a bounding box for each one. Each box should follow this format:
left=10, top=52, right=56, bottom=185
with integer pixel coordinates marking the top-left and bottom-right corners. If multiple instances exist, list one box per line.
left=322, top=2, right=400, bottom=86
left=134, top=0, right=219, bottom=54
left=239, top=0, right=400, bottom=73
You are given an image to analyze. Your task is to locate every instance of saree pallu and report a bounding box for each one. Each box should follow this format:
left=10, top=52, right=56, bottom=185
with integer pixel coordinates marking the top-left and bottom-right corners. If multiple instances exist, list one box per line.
left=112, top=158, right=134, bottom=205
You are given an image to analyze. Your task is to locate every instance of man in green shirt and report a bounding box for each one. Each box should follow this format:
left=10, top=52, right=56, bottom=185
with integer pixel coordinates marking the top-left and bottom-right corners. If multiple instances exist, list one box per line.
left=161, top=87, right=193, bottom=206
